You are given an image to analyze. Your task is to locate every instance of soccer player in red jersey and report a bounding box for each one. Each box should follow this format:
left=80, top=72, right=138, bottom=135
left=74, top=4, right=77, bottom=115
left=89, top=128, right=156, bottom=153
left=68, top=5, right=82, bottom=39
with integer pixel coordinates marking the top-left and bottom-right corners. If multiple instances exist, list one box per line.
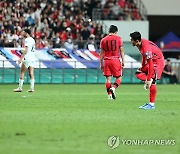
left=100, top=25, right=125, bottom=100
left=130, top=31, right=165, bottom=109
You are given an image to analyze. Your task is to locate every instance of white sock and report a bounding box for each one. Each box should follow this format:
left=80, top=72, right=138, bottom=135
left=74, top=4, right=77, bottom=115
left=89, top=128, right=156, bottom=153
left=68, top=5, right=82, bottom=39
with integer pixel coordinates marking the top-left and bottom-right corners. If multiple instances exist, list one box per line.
left=108, top=94, right=112, bottom=99
left=19, top=79, right=24, bottom=89
left=149, top=102, right=155, bottom=106
left=111, top=87, right=115, bottom=91
left=30, top=79, right=35, bottom=90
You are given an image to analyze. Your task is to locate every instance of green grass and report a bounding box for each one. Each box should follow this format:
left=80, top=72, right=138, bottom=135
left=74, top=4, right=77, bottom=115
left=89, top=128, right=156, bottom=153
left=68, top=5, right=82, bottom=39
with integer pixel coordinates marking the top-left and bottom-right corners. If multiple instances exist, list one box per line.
left=0, top=84, right=180, bottom=154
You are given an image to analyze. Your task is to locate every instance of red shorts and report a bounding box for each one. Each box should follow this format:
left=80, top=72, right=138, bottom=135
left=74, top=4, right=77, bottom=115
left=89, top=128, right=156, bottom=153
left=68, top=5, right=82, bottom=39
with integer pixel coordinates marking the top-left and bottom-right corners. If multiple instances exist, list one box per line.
left=103, top=58, right=122, bottom=77
left=141, top=59, right=165, bottom=80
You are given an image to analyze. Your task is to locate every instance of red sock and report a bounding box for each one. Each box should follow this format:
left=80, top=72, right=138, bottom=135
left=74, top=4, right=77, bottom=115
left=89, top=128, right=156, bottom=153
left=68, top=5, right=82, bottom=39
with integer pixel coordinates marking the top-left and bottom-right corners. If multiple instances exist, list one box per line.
left=136, top=73, right=147, bottom=81
left=150, top=84, right=157, bottom=103
left=106, top=83, right=111, bottom=95
left=113, top=79, right=121, bottom=89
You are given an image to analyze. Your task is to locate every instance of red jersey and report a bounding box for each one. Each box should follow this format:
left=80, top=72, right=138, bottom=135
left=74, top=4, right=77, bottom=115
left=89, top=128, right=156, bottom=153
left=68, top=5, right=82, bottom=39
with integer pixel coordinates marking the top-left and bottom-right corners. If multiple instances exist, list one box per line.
left=100, top=34, right=123, bottom=59
left=139, top=39, right=165, bottom=80
left=139, top=39, right=164, bottom=67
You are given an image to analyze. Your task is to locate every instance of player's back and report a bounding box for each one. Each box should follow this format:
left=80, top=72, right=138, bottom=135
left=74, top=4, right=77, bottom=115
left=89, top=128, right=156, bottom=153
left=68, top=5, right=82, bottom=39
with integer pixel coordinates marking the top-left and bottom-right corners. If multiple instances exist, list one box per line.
left=141, top=39, right=164, bottom=60
left=100, top=34, right=123, bottom=59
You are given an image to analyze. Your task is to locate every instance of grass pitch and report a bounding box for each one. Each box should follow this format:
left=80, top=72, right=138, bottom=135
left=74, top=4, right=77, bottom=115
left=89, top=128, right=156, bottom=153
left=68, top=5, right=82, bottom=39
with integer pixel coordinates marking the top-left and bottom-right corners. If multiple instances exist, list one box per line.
left=0, top=84, right=180, bottom=154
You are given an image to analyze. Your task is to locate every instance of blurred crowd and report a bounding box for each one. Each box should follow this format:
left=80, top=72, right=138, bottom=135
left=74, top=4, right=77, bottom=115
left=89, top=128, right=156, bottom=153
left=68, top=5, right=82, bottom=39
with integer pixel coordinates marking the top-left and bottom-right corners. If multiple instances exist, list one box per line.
left=0, top=0, right=142, bottom=49
left=101, top=0, right=142, bottom=20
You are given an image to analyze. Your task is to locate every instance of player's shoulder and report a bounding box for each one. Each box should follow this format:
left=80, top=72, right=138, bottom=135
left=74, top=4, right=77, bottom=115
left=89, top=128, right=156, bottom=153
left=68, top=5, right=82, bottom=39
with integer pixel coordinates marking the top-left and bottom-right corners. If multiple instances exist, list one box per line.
left=117, top=35, right=122, bottom=41
left=142, top=38, right=151, bottom=48
left=142, top=38, right=155, bottom=46
left=25, top=37, right=28, bottom=41
left=31, top=37, right=36, bottom=43
left=25, top=37, right=35, bottom=45
left=142, top=38, right=149, bottom=44
left=112, top=35, right=122, bottom=42
left=26, top=36, right=34, bottom=40
left=29, top=37, right=35, bottom=43
left=101, top=36, right=107, bottom=43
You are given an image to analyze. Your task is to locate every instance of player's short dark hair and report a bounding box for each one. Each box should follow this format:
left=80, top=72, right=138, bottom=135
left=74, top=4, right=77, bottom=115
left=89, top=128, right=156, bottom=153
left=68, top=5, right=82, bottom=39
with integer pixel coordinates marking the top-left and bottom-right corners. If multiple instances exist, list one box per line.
left=24, top=29, right=31, bottom=35
left=109, top=25, right=118, bottom=33
left=130, top=31, right=141, bottom=41
left=167, top=59, right=171, bottom=62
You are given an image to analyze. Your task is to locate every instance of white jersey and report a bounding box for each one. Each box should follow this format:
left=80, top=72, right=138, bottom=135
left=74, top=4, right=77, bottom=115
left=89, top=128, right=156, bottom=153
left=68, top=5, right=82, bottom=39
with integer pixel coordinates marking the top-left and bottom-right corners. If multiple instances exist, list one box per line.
left=24, top=37, right=35, bottom=61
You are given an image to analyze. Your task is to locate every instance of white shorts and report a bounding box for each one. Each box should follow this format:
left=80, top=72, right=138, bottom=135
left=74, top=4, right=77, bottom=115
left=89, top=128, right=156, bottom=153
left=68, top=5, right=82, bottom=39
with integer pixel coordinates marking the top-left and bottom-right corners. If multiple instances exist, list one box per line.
left=23, top=59, right=35, bottom=68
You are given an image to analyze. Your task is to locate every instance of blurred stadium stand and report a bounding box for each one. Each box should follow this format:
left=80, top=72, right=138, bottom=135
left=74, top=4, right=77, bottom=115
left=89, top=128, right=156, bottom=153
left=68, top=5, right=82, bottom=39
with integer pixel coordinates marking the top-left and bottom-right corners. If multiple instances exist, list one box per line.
left=0, top=0, right=146, bottom=48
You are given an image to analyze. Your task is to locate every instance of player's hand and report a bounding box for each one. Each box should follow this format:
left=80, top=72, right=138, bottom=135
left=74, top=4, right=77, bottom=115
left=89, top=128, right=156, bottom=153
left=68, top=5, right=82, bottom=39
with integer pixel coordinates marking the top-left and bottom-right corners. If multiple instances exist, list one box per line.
left=17, top=59, right=22, bottom=64
left=100, top=64, right=103, bottom=71
left=138, top=67, right=142, bottom=71
left=167, top=72, right=172, bottom=76
left=145, top=80, right=152, bottom=89
left=122, top=62, right=124, bottom=68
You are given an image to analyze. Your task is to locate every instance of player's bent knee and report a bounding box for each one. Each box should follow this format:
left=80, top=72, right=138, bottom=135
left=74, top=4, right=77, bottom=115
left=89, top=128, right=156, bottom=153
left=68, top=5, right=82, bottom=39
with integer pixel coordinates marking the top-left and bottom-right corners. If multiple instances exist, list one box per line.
left=135, top=73, right=141, bottom=78
left=135, top=73, right=147, bottom=81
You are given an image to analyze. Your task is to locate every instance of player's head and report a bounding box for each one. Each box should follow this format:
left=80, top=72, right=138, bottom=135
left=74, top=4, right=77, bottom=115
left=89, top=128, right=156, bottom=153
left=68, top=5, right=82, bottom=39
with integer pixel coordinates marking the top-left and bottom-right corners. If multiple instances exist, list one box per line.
left=109, top=25, right=118, bottom=34
left=167, top=59, right=171, bottom=65
left=130, top=31, right=141, bottom=46
left=23, top=28, right=31, bottom=38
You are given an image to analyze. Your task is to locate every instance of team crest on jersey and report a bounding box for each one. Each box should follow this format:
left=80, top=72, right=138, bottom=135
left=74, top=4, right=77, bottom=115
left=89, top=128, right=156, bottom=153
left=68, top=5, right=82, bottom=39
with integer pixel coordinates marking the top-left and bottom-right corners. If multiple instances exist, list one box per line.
left=145, top=51, right=151, bottom=59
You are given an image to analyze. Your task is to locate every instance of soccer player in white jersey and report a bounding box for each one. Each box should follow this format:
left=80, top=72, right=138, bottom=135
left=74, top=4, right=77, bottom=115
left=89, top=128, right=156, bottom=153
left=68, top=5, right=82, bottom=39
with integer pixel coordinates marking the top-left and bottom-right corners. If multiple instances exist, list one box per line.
left=14, top=29, right=36, bottom=92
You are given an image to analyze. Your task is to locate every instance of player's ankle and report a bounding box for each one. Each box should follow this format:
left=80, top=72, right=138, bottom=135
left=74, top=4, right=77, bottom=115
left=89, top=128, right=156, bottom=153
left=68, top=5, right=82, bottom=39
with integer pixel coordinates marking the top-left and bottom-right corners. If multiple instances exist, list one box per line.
left=149, top=102, right=155, bottom=106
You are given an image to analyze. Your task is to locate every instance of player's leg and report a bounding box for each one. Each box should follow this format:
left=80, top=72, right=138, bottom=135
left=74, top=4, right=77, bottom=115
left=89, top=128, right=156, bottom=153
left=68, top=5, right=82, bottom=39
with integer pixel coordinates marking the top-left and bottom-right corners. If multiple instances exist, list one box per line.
left=149, top=79, right=156, bottom=106
left=103, top=60, right=112, bottom=99
left=140, top=61, right=165, bottom=110
left=14, top=63, right=27, bottom=92
left=170, top=75, right=177, bottom=84
left=136, top=64, right=154, bottom=90
left=109, top=76, right=122, bottom=100
left=135, top=72, right=147, bottom=81
left=27, top=66, right=35, bottom=92
left=172, top=75, right=178, bottom=84
left=106, top=76, right=113, bottom=100
left=113, top=76, right=122, bottom=89
left=140, top=78, right=156, bottom=110
left=135, top=64, right=148, bottom=81
left=109, top=59, right=122, bottom=99
left=141, top=66, right=163, bottom=109
left=139, top=68, right=156, bottom=109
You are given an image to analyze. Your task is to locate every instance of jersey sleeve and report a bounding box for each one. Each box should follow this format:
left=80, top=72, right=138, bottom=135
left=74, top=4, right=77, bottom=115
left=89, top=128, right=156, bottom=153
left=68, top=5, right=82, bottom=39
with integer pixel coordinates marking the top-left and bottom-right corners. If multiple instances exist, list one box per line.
left=141, top=54, right=146, bottom=67
left=144, top=49, right=154, bottom=81
left=141, top=46, right=152, bottom=67
left=147, top=59, right=154, bottom=81
left=144, top=51, right=152, bottom=60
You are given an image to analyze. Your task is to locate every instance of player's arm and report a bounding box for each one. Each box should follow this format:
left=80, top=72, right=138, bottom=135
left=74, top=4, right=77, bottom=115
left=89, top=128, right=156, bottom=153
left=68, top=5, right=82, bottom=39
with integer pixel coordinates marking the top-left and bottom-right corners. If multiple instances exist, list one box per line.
left=142, top=55, right=146, bottom=67
left=163, top=70, right=170, bottom=75
left=18, top=46, right=28, bottom=64
left=144, top=58, right=154, bottom=89
left=119, top=46, right=125, bottom=68
left=138, top=55, right=146, bottom=71
left=143, top=50, right=154, bottom=89
left=147, top=58, right=153, bottom=81
left=163, top=66, right=172, bottom=75
left=99, top=48, right=104, bottom=70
